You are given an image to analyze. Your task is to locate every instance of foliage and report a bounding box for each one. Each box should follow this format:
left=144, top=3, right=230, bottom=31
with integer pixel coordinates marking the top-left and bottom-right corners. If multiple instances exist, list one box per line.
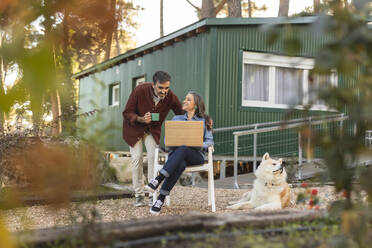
left=308, top=0, right=372, bottom=203
left=0, top=217, right=14, bottom=248
left=265, top=0, right=372, bottom=201
left=131, top=221, right=344, bottom=248
left=296, top=182, right=321, bottom=209
left=215, top=0, right=267, bottom=17
left=242, top=0, right=268, bottom=17
left=0, top=134, right=101, bottom=201
left=267, top=0, right=372, bottom=247
left=0, top=0, right=141, bottom=136
left=0, top=105, right=105, bottom=188
left=0, top=127, right=33, bottom=187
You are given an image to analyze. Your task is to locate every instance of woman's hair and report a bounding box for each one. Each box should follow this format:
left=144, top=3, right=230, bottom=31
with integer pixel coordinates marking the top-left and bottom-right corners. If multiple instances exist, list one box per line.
left=188, top=91, right=212, bottom=131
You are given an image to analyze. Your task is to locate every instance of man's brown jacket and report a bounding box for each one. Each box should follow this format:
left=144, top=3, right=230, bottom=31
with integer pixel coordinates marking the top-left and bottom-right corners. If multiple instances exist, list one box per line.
left=122, top=82, right=183, bottom=147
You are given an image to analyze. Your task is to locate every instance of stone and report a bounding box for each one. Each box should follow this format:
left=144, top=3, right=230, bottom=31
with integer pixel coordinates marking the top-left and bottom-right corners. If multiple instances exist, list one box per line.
left=109, top=156, right=133, bottom=184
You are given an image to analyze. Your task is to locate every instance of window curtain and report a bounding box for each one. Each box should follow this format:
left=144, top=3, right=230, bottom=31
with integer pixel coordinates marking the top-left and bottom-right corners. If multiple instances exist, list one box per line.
left=242, top=64, right=269, bottom=101
left=275, top=67, right=303, bottom=105
left=114, top=86, right=119, bottom=103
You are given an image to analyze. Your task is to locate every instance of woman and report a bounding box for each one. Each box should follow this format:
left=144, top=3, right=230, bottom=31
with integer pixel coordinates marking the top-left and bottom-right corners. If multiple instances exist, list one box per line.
left=145, top=91, right=214, bottom=214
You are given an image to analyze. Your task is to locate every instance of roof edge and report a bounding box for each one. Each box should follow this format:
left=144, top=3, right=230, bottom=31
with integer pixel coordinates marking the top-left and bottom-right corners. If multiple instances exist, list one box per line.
left=72, top=18, right=208, bottom=79
left=74, top=15, right=372, bottom=80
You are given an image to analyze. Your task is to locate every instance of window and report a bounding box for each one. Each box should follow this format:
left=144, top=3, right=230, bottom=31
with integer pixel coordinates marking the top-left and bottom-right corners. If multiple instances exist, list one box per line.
left=109, top=83, right=120, bottom=106
left=132, top=76, right=146, bottom=90
left=241, top=52, right=337, bottom=111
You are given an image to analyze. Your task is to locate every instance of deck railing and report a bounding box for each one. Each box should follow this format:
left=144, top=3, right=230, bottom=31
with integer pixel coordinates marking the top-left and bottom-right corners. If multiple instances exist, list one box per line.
left=215, top=114, right=348, bottom=189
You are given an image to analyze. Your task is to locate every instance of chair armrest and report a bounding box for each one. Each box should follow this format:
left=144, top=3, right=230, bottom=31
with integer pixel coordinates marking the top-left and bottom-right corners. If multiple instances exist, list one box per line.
left=207, top=145, right=214, bottom=164
left=208, top=145, right=214, bottom=153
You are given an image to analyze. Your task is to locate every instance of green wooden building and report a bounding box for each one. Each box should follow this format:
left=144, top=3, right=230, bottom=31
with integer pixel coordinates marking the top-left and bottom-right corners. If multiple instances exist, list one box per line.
left=73, top=17, right=346, bottom=157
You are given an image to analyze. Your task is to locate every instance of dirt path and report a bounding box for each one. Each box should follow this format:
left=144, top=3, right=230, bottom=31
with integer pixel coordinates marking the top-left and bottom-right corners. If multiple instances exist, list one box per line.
left=1, top=185, right=341, bottom=232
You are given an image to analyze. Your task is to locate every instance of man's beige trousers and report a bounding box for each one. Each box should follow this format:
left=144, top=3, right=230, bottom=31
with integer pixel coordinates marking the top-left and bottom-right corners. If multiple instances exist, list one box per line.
left=129, top=134, right=156, bottom=197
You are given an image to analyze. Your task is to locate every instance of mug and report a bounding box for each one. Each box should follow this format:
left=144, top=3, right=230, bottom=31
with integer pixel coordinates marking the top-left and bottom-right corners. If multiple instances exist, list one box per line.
left=151, top=113, right=160, bottom=121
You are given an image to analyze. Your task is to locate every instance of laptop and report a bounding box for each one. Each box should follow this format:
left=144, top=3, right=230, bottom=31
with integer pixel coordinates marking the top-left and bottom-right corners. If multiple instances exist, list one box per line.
left=164, top=121, right=204, bottom=147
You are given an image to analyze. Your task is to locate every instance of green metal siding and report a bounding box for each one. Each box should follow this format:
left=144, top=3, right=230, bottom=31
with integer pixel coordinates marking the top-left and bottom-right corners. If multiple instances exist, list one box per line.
left=78, top=65, right=123, bottom=150
left=212, top=25, right=337, bottom=156
left=78, top=32, right=212, bottom=151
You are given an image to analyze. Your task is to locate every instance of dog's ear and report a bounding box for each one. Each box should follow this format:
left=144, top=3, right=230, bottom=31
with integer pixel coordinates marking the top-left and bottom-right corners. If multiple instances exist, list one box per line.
left=262, top=152, right=270, bottom=160
left=278, top=158, right=283, bottom=164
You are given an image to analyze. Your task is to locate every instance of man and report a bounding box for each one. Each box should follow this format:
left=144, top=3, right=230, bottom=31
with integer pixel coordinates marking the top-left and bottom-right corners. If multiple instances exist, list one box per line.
left=122, top=71, right=183, bottom=207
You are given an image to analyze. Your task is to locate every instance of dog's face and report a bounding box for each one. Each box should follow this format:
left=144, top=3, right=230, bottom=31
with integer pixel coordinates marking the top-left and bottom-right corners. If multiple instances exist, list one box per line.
left=255, top=153, right=286, bottom=183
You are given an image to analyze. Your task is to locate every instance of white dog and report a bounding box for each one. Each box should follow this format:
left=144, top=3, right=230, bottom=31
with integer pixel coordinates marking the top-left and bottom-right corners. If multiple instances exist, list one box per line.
left=227, top=153, right=290, bottom=210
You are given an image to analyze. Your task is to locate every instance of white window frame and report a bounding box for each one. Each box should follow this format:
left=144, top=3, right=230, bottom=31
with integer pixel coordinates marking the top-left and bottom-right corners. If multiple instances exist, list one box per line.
left=135, top=76, right=145, bottom=86
left=242, top=51, right=337, bottom=111
left=111, top=84, right=120, bottom=106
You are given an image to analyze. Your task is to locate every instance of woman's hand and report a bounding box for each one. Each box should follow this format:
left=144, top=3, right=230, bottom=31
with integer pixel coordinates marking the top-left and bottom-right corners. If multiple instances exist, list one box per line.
left=207, top=118, right=213, bottom=129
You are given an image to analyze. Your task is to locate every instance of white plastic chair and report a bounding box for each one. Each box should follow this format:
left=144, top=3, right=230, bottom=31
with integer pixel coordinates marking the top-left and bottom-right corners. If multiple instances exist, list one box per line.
left=152, top=145, right=216, bottom=212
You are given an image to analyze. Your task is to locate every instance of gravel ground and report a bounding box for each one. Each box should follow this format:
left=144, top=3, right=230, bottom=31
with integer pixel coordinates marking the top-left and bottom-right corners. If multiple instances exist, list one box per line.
left=1, top=185, right=342, bottom=232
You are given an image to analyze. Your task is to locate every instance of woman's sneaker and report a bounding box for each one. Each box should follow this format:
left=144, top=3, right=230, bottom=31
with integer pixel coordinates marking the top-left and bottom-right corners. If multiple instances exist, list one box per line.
left=150, top=199, right=164, bottom=215
left=145, top=179, right=160, bottom=193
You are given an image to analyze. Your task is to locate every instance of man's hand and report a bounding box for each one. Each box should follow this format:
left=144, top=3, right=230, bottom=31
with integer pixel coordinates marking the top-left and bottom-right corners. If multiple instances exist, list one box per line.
left=137, top=112, right=151, bottom=124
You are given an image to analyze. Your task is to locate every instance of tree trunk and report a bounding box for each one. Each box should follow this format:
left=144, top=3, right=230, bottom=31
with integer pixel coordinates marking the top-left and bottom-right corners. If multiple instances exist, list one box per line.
left=61, top=7, right=77, bottom=136
left=186, top=0, right=227, bottom=19
left=215, top=0, right=228, bottom=16
left=248, top=0, right=252, bottom=17
left=15, top=111, right=23, bottom=131
left=227, top=0, right=241, bottom=17
left=105, top=0, right=116, bottom=60
left=114, top=29, right=121, bottom=56
left=50, top=89, right=62, bottom=136
left=278, top=0, right=289, bottom=17
left=0, top=32, right=4, bottom=135
left=31, top=99, right=42, bottom=136
left=201, top=0, right=216, bottom=18
left=343, top=0, right=349, bottom=9
left=0, top=87, right=4, bottom=135
left=32, top=4, right=52, bottom=136
left=313, top=0, right=320, bottom=14
left=160, top=0, right=164, bottom=37
left=43, top=1, right=61, bottom=136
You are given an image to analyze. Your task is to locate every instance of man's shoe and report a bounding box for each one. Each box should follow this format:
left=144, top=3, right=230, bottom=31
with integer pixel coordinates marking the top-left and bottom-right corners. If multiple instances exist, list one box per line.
left=134, top=196, right=145, bottom=207
left=145, top=179, right=160, bottom=193
left=150, top=199, right=164, bottom=215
